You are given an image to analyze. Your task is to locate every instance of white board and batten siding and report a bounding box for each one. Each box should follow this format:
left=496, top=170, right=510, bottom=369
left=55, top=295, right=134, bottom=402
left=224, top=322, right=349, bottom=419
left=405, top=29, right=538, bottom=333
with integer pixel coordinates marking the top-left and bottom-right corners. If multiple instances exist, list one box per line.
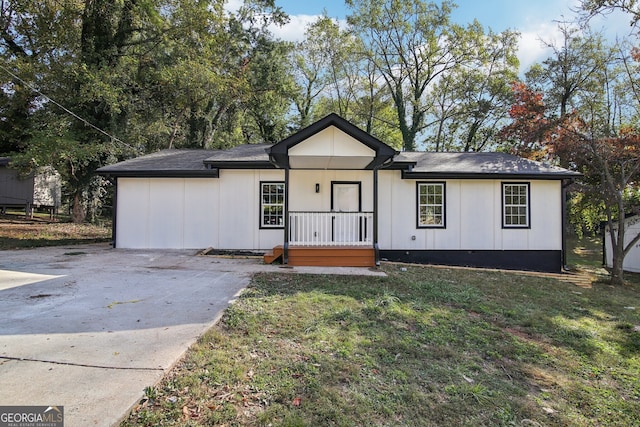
left=115, top=168, right=564, bottom=252
left=288, top=127, right=375, bottom=169
left=116, top=170, right=284, bottom=249
left=287, top=170, right=373, bottom=212
left=377, top=171, right=563, bottom=251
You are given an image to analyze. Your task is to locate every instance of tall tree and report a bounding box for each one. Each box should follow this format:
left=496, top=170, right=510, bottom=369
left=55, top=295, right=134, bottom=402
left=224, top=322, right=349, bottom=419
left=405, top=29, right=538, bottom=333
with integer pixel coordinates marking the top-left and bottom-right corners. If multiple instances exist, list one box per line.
left=242, top=36, right=295, bottom=144
left=290, top=14, right=402, bottom=146
left=427, top=26, right=519, bottom=151
left=147, top=0, right=290, bottom=149
left=0, top=0, right=82, bottom=155
left=347, top=0, right=461, bottom=151
left=0, top=0, right=293, bottom=221
left=526, top=24, right=611, bottom=119
left=290, top=20, right=327, bottom=128
left=291, top=16, right=354, bottom=128
left=64, top=0, right=164, bottom=221
left=502, top=38, right=640, bottom=285
left=346, top=0, right=516, bottom=151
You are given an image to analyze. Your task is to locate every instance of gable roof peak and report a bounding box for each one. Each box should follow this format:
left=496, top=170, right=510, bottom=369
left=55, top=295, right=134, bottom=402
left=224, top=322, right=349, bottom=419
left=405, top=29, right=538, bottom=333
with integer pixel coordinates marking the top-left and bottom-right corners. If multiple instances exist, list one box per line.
left=267, top=113, right=397, bottom=169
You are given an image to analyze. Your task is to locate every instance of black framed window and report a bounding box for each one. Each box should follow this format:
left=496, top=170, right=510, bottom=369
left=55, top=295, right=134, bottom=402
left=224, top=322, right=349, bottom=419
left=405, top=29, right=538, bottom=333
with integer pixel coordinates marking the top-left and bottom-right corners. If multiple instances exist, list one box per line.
left=502, top=182, right=530, bottom=228
left=260, top=182, right=285, bottom=228
left=417, top=182, right=445, bottom=228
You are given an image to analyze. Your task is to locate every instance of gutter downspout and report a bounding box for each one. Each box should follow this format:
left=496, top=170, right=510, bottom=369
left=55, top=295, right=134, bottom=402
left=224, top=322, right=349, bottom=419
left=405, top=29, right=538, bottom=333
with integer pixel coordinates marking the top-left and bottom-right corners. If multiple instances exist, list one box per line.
left=373, top=166, right=380, bottom=266
left=111, top=177, right=118, bottom=248
left=561, top=179, right=573, bottom=271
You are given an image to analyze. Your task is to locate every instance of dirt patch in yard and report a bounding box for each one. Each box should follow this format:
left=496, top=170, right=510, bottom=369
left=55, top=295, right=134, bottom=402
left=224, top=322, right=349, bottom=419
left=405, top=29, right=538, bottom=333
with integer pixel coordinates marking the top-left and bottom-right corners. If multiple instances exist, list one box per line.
left=0, top=214, right=111, bottom=249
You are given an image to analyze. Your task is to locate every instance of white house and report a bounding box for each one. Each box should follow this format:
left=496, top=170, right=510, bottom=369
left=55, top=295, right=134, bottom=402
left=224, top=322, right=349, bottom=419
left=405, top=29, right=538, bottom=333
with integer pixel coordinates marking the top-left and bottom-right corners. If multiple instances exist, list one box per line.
left=604, top=215, right=640, bottom=273
left=97, top=114, right=580, bottom=272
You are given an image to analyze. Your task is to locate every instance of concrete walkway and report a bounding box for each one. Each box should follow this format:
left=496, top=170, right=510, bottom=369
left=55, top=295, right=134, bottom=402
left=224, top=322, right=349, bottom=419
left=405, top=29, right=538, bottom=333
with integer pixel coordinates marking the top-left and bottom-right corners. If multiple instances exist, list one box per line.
left=0, top=244, right=385, bottom=427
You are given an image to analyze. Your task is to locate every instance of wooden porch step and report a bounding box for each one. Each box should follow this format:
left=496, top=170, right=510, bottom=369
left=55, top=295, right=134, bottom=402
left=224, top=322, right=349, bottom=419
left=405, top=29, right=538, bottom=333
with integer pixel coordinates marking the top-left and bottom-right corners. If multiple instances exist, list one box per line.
left=263, top=245, right=284, bottom=264
left=287, top=246, right=375, bottom=267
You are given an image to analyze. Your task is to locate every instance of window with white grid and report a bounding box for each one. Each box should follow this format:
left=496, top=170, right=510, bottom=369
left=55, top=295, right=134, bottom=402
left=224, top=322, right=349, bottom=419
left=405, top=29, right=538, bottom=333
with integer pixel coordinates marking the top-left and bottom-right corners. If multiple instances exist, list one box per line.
left=260, top=182, right=285, bottom=228
left=502, top=183, right=530, bottom=228
left=417, top=182, right=445, bottom=228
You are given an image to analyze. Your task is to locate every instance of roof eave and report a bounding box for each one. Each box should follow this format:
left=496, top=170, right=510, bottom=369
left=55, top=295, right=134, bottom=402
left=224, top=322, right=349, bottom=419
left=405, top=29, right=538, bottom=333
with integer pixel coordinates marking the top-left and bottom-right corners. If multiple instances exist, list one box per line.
left=203, top=160, right=275, bottom=169
left=97, top=169, right=220, bottom=178
left=401, top=170, right=582, bottom=180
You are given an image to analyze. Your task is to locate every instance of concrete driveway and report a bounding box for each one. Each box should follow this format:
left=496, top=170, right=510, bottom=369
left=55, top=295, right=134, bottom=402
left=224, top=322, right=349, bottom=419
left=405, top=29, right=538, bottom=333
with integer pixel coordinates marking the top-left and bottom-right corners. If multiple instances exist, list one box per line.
left=0, top=244, right=385, bottom=426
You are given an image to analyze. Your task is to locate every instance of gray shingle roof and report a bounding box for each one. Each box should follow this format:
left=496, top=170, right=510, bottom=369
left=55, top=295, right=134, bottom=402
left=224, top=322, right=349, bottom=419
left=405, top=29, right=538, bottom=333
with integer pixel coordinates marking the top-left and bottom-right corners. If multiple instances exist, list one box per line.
left=395, top=152, right=580, bottom=179
left=96, top=149, right=220, bottom=177
left=96, top=147, right=580, bottom=180
left=203, top=143, right=271, bottom=165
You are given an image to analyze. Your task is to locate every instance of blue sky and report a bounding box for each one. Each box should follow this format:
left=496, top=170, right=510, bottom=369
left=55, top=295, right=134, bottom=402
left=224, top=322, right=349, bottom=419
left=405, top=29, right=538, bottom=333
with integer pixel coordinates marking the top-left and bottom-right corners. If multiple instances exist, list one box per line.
left=256, top=0, right=632, bottom=73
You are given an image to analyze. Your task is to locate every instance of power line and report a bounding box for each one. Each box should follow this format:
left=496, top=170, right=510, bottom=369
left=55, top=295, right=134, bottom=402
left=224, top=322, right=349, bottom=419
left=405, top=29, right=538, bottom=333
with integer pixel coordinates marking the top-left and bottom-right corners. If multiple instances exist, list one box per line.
left=0, top=63, right=139, bottom=153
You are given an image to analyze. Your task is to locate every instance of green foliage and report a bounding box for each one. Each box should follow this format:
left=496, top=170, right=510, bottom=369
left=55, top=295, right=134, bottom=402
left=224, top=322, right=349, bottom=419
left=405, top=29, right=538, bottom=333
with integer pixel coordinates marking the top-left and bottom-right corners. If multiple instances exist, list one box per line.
left=0, top=0, right=296, bottom=221
left=525, top=24, right=613, bottom=120
left=569, top=192, right=606, bottom=238
left=426, top=26, right=520, bottom=152
left=505, top=20, right=640, bottom=283
left=346, top=0, right=519, bottom=152
left=0, top=0, right=620, bottom=228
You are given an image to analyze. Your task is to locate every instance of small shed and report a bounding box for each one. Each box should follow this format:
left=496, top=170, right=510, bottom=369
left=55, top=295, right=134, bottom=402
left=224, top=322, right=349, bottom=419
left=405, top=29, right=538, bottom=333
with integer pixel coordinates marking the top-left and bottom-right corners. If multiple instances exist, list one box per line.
left=0, top=157, right=62, bottom=216
left=604, top=215, right=640, bottom=273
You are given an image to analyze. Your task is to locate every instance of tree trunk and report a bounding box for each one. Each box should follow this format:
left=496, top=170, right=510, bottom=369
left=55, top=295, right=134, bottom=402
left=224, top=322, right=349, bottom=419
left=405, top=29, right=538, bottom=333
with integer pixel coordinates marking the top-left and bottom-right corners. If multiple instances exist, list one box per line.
left=610, top=253, right=625, bottom=286
left=609, top=212, right=627, bottom=286
left=71, top=190, right=86, bottom=223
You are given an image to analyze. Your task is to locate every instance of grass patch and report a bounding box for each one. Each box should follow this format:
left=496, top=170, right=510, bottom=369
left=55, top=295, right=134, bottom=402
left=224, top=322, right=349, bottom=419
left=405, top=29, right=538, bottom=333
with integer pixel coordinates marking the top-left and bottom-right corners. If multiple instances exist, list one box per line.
left=121, top=265, right=640, bottom=426
left=0, top=215, right=111, bottom=249
left=567, top=235, right=606, bottom=271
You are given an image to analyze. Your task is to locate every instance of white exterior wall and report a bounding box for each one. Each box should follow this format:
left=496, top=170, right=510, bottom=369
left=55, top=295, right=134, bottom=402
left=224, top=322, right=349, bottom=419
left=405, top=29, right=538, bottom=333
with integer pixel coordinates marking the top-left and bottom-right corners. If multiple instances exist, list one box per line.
left=288, top=170, right=373, bottom=212
left=605, top=217, right=640, bottom=273
left=116, top=169, right=563, bottom=251
left=116, top=169, right=284, bottom=249
left=288, top=127, right=375, bottom=169
left=378, top=170, right=563, bottom=251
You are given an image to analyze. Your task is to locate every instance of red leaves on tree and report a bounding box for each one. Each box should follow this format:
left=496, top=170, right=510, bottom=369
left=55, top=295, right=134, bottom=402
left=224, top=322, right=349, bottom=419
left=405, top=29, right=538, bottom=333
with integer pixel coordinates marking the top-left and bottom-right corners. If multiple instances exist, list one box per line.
left=500, top=82, right=640, bottom=174
left=499, top=82, right=551, bottom=160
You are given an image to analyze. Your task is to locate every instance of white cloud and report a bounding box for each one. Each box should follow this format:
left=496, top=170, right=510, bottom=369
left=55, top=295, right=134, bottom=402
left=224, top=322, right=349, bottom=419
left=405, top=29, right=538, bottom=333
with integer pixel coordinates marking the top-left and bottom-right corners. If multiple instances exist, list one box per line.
left=268, top=15, right=348, bottom=42
left=588, top=8, right=637, bottom=40
left=516, top=8, right=637, bottom=75
left=224, top=0, right=242, bottom=13
left=517, top=23, right=562, bottom=73
left=222, top=2, right=321, bottom=43
left=269, top=14, right=318, bottom=42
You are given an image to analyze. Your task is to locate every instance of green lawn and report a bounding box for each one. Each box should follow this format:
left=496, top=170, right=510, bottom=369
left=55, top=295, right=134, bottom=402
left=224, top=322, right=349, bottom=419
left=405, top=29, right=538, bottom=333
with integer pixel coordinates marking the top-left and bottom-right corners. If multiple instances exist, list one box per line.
left=122, top=256, right=640, bottom=426
left=567, top=235, right=606, bottom=271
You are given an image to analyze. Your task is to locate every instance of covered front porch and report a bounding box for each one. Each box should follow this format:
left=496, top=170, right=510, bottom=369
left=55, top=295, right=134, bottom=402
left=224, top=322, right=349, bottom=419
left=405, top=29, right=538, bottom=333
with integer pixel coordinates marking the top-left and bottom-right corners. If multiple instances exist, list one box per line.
left=264, top=211, right=375, bottom=266
left=262, top=114, right=397, bottom=267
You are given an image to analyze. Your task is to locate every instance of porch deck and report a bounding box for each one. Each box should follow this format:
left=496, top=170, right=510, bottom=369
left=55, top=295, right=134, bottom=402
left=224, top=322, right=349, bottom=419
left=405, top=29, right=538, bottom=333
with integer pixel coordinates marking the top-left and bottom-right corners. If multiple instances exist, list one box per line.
left=263, top=245, right=376, bottom=267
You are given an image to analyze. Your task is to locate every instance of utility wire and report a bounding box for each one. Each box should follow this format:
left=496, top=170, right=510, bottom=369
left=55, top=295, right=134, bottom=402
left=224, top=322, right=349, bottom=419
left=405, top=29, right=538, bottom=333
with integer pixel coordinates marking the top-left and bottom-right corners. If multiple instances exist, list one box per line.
left=0, top=63, right=139, bottom=153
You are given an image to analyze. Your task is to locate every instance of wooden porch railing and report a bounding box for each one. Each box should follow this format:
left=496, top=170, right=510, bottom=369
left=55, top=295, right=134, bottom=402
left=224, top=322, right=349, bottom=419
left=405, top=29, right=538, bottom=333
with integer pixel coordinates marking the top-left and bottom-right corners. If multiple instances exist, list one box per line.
left=289, top=211, right=373, bottom=246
